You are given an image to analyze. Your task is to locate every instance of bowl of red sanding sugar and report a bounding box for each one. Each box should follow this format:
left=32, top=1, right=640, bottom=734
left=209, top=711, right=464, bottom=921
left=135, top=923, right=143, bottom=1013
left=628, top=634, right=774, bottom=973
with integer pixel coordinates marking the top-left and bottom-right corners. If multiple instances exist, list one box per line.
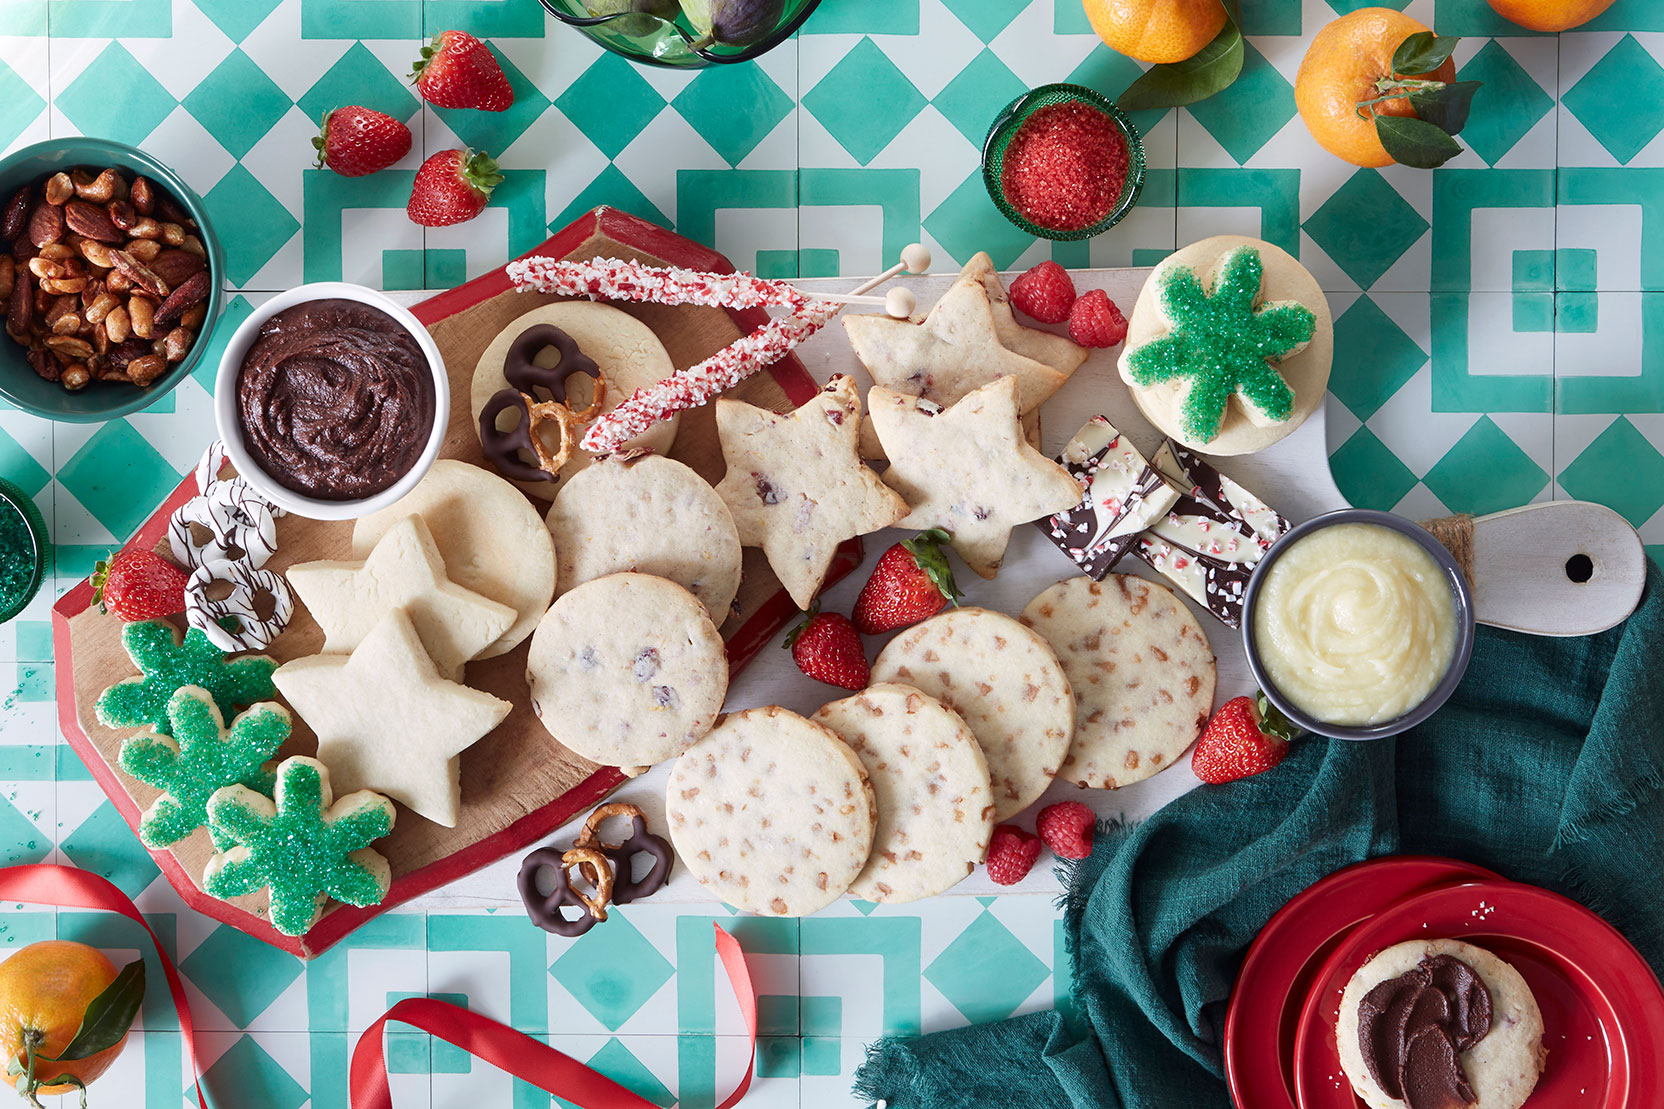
left=983, top=83, right=1146, bottom=241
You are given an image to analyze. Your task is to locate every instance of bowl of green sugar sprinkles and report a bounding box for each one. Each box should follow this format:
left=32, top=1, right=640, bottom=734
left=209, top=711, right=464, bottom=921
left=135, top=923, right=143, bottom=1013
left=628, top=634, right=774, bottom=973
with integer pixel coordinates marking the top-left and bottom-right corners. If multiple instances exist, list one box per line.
left=0, top=478, right=48, bottom=624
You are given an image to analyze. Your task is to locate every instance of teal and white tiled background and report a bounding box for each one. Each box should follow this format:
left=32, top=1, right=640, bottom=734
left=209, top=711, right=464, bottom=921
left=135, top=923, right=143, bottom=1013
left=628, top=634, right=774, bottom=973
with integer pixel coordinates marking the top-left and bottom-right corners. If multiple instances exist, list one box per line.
left=2, top=0, right=1663, bottom=1104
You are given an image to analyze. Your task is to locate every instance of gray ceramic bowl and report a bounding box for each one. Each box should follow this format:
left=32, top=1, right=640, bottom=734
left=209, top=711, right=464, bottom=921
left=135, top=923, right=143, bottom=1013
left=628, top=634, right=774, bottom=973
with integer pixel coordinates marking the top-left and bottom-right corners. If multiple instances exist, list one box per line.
left=0, top=138, right=223, bottom=422
left=1241, top=508, right=1476, bottom=741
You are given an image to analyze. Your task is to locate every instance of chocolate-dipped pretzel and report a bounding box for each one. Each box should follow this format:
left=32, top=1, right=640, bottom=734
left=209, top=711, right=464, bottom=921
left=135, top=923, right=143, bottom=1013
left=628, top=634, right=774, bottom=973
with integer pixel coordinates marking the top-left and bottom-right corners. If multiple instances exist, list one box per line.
left=479, top=389, right=581, bottom=484
left=517, top=845, right=612, bottom=937
left=573, top=802, right=672, bottom=905
left=504, top=324, right=603, bottom=414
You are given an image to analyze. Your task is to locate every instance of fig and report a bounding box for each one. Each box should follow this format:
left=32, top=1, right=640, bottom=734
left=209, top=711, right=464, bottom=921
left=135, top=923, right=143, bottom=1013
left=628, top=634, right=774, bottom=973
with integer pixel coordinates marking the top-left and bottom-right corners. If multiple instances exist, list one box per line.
left=586, top=0, right=679, bottom=16
left=678, top=0, right=786, bottom=47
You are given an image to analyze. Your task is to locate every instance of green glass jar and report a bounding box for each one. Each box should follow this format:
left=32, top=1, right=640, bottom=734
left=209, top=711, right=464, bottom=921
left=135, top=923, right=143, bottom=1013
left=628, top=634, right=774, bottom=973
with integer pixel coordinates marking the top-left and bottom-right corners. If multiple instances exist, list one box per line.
left=0, top=478, right=49, bottom=625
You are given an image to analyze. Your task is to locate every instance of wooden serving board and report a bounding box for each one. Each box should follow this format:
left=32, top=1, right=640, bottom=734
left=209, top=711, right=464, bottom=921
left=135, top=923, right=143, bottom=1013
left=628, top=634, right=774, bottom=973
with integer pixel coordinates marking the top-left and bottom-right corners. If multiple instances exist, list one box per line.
left=51, top=208, right=859, bottom=957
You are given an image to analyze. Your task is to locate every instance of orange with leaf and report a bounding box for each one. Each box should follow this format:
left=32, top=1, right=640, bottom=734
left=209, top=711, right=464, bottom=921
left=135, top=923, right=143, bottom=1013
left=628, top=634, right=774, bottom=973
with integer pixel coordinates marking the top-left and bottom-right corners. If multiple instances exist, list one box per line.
left=1296, top=8, right=1482, bottom=169
left=0, top=941, right=144, bottom=1107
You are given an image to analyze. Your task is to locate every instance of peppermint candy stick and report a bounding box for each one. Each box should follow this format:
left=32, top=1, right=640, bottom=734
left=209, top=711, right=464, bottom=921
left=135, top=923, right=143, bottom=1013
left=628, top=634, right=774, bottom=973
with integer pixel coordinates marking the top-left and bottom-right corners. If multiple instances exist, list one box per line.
left=507, top=256, right=812, bottom=313
left=579, top=300, right=840, bottom=454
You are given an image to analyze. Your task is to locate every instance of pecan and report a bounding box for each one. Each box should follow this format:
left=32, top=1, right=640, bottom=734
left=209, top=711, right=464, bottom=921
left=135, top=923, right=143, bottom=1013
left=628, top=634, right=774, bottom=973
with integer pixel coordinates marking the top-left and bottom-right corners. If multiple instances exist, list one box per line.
left=27, top=202, right=63, bottom=249
left=61, top=363, right=90, bottom=390
left=125, top=239, right=161, bottom=263
left=44, top=173, right=73, bottom=206
left=104, top=304, right=130, bottom=343
left=6, top=270, right=31, bottom=336
left=162, top=326, right=191, bottom=363
left=107, top=199, right=136, bottom=233
left=128, top=295, right=154, bottom=340
left=130, top=176, right=155, bottom=216
left=105, top=337, right=148, bottom=374
left=108, top=250, right=168, bottom=297
left=127, top=353, right=166, bottom=386
left=27, top=347, right=57, bottom=381
left=1, top=188, right=29, bottom=242
left=75, top=169, right=120, bottom=204
left=64, top=199, right=122, bottom=243
left=150, top=249, right=204, bottom=287
left=154, top=271, right=207, bottom=325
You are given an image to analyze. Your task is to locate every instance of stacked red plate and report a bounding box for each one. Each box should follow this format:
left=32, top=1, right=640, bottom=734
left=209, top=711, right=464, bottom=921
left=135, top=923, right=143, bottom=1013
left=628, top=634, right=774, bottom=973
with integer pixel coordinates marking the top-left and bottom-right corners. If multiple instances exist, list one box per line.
left=1223, top=856, right=1664, bottom=1108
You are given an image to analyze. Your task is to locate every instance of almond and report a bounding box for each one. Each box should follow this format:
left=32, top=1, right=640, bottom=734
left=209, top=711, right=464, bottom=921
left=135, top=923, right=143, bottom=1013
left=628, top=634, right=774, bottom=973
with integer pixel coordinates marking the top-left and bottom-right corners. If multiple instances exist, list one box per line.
left=64, top=199, right=123, bottom=243
left=27, top=202, right=63, bottom=249
left=2, top=188, right=30, bottom=242
left=150, top=249, right=205, bottom=288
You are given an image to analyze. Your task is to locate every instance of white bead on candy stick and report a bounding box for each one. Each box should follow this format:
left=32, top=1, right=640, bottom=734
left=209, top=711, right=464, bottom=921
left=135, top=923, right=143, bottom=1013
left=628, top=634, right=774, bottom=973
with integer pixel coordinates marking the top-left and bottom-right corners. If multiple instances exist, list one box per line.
left=801, top=243, right=929, bottom=318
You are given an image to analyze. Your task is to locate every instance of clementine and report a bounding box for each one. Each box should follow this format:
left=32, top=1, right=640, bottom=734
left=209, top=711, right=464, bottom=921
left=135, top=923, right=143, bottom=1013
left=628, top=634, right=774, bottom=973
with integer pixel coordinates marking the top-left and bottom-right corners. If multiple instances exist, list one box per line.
left=0, top=941, right=129, bottom=1099
left=1081, top=0, right=1228, bottom=65
left=1486, top=0, right=1616, bottom=31
left=1295, top=8, right=1458, bottom=168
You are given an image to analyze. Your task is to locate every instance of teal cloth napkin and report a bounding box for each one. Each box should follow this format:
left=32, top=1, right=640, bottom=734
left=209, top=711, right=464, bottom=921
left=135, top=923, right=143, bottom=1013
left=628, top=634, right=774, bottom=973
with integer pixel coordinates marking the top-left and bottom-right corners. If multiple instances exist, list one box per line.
left=854, top=561, right=1664, bottom=1109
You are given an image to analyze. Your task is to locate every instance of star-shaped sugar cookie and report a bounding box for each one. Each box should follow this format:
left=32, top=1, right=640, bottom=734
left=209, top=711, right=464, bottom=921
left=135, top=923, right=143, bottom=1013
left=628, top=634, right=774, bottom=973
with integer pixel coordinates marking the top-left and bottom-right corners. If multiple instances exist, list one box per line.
left=287, top=515, right=516, bottom=682
left=714, top=374, right=910, bottom=609
left=843, top=255, right=1072, bottom=415
left=273, top=609, right=512, bottom=828
left=870, top=375, right=1082, bottom=579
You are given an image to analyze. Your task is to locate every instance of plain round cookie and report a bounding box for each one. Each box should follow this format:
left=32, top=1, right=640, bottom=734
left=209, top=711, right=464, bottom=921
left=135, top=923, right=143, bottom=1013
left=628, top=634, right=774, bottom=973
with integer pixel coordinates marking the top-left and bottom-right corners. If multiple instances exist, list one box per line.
left=546, top=454, right=742, bottom=624
left=666, top=705, right=876, bottom=916
left=814, top=683, right=994, bottom=904
left=471, top=302, right=680, bottom=499
left=871, top=608, right=1072, bottom=821
left=1337, top=938, right=1545, bottom=1109
left=1021, top=575, right=1215, bottom=789
left=1117, top=235, right=1332, bottom=456
left=525, top=573, right=726, bottom=767
left=352, top=460, right=556, bottom=657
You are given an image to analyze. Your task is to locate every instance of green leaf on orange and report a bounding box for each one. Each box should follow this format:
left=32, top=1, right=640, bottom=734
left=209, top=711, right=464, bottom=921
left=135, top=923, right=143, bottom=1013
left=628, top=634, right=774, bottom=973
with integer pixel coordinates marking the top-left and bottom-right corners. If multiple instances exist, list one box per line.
left=1392, top=31, right=1461, bottom=77
left=1116, top=16, right=1244, bottom=112
left=1407, top=80, right=1482, bottom=136
left=1376, top=115, right=1464, bottom=169
left=43, top=959, right=144, bottom=1063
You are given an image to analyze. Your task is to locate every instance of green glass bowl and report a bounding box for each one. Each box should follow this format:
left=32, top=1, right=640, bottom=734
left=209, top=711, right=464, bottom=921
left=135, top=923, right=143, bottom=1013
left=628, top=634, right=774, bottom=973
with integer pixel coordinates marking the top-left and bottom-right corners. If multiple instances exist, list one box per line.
left=0, top=477, right=49, bottom=625
left=982, top=83, right=1147, bottom=242
left=538, top=0, right=822, bottom=66
left=0, top=137, right=224, bottom=422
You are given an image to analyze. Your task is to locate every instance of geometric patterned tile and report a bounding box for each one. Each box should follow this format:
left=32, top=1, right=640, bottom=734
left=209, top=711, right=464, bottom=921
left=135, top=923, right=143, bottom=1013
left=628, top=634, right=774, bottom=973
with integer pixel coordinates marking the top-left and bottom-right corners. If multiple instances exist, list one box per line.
left=1563, top=34, right=1664, bottom=165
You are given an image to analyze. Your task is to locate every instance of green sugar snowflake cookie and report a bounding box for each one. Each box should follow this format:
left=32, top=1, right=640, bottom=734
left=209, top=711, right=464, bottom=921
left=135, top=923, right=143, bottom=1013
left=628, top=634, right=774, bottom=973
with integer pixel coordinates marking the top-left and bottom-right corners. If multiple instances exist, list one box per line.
left=1123, top=245, right=1316, bottom=444
left=118, top=686, right=288, bottom=849
left=203, top=756, right=396, bottom=937
left=96, top=620, right=278, bottom=736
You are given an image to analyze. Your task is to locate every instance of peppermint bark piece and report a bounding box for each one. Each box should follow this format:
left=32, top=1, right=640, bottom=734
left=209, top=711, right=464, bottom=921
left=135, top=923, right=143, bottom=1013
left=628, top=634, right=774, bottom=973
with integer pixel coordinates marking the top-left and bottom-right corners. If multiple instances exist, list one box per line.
left=1035, top=416, right=1180, bottom=579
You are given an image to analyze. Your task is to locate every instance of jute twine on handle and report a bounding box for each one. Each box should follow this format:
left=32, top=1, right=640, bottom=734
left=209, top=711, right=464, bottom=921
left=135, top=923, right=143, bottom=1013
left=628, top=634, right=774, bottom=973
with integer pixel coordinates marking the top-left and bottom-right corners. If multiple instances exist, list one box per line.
left=1421, top=514, right=1475, bottom=586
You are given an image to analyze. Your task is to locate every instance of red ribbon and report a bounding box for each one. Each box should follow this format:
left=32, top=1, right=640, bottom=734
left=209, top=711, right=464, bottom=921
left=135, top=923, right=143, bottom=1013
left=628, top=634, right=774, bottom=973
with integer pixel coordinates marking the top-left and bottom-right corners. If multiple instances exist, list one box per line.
left=0, top=863, right=207, bottom=1108
left=0, top=863, right=759, bottom=1109
left=350, top=923, right=757, bottom=1109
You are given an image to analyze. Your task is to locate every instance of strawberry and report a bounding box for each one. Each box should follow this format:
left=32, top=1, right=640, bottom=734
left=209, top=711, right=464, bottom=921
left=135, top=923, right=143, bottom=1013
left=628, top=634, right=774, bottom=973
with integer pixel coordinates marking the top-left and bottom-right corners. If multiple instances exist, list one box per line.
left=1191, top=693, right=1299, bottom=785
left=411, top=30, right=514, bottom=112
left=91, top=548, right=189, bottom=621
left=1035, top=801, right=1094, bottom=860
left=851, top=528, right=962, bottom=636
left=312, top=106, right=412, bottom=178
left=1067, top=288, right=1128, bottom=349
left=785, top=607, right=869, bottom=691
left=407, top=149, right=503, bottom=227
left=1009, top=261, right=1077, bottom=324
left=985, top=824, right=1043, bottom=885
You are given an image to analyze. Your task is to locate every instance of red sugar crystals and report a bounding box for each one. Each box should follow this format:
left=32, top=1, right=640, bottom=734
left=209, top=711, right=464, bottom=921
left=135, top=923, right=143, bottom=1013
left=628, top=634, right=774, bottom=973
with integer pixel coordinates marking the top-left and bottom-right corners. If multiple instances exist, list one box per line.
left=999, top=100, right=1129, bottom=232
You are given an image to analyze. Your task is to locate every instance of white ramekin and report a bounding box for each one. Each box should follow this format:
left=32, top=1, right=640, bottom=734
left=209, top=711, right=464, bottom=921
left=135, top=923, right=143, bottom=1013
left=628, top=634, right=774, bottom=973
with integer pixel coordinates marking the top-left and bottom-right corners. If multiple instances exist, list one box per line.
left=212, top=282, right=449, bottom=521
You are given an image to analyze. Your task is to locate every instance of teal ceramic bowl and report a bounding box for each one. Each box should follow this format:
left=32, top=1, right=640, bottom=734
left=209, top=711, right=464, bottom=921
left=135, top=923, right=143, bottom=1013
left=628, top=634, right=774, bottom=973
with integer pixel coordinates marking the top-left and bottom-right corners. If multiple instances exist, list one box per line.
left=0, top=138, right=223, bottom=422
left=539, top=0, right=822, bottom=67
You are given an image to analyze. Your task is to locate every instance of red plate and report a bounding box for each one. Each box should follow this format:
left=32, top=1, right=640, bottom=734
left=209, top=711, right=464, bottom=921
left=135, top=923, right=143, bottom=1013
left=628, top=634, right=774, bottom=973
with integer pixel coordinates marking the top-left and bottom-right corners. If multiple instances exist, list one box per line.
left=1224, top=856, right=1499, bottom=1109
left=1292, top=880, right=1664, bottom=1108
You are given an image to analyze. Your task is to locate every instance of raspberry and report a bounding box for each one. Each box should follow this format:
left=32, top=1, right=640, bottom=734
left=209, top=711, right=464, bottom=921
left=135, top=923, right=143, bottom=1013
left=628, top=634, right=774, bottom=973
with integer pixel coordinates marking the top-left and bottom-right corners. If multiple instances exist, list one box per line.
left=1009, top=261, right=1077, bottom=324
left=1068, top=288, right=1128, bottom=349
left=984, top=824, right=1043, bottom=885
left=1035, top=802, right=1094, bottom=860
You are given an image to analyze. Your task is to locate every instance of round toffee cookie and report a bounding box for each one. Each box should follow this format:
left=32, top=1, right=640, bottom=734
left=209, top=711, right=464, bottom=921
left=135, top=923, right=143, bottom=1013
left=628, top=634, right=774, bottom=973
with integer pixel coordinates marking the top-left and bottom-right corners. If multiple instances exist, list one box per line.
left=1337, top=938, right=1546, bottom=1109
left=814, top=683, right=994, bottom=904
left=870, top=608, right=1073, bottom=822
left=352, top=460, right=556, bottom=657
left=1118, top=234, right=1333, bottom=457
left=546, top=454, right=742, bottom=624
left=1021, top=575, right=1215, bottom=790
left=526, top=572, right=727, bottom=766
left=471, top=302, right=679, bottom=499
left=666, top=705, right=876, bottom=917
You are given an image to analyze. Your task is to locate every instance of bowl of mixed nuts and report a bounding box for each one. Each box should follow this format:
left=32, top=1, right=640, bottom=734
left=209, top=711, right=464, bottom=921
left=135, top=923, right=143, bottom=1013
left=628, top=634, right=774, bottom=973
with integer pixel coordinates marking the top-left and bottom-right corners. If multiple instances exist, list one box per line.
left=0, top=138, right=222, bottom=421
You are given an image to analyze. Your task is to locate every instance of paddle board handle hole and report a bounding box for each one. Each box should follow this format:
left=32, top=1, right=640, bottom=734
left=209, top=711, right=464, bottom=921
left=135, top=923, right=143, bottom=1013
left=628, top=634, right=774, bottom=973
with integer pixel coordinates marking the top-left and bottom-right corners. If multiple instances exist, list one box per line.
left=1565, top=553, right=1595, bottom=583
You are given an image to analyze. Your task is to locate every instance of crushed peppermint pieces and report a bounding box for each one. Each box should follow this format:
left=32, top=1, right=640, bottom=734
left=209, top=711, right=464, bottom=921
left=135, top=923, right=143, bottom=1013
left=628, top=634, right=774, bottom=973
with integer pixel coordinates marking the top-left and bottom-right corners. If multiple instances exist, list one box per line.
left=1000, top=100, right=1129, bottom=232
